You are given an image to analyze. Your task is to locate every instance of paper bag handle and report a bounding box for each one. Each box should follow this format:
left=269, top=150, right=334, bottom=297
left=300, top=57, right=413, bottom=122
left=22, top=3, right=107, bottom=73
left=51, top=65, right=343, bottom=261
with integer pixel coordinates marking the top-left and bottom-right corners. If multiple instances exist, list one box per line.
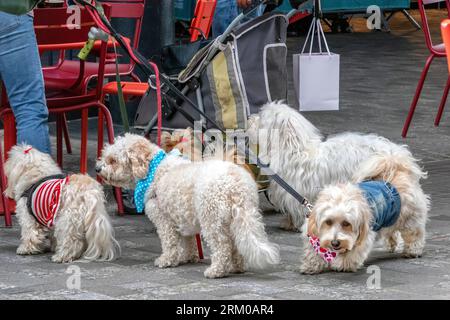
left=301, top=17, right=331, bottom=56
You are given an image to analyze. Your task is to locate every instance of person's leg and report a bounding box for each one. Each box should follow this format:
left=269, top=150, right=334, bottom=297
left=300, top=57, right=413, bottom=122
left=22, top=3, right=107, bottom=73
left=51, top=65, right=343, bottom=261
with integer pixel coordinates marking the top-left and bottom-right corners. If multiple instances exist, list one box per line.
left=212, top=0, right=239, bottom=38
left=0, top=12, right=51, bottom=154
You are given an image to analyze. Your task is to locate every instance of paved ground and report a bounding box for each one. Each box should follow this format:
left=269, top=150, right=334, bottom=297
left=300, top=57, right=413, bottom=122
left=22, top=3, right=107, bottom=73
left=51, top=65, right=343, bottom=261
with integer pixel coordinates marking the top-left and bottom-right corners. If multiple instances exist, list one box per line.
left=1, top=10, right=450, bottom=300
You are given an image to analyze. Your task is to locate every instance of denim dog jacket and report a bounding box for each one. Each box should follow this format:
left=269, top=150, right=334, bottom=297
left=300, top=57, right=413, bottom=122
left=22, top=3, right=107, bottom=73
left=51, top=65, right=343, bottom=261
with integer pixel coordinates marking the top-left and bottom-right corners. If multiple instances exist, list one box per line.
left=358, top=181, right=402, bottom=232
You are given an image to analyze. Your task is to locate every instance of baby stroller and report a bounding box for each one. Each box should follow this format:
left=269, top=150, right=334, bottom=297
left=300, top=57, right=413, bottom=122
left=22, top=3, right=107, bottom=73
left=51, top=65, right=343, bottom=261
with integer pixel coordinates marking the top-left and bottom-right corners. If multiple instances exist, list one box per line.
left=73, top=0, right=313, bottom=213
left=134, top=2, right=290, bottom=133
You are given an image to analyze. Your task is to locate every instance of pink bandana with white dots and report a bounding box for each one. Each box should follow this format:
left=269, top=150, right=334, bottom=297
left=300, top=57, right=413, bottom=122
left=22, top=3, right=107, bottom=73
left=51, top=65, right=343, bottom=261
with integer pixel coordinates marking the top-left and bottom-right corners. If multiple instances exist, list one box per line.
left=308, top=235, right=338, bottom=263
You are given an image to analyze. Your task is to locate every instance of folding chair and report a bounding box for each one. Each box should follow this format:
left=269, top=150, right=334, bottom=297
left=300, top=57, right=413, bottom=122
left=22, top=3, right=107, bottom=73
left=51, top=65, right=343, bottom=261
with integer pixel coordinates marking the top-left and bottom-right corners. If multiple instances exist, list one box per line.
left=402, top=0, right=450, bottom=137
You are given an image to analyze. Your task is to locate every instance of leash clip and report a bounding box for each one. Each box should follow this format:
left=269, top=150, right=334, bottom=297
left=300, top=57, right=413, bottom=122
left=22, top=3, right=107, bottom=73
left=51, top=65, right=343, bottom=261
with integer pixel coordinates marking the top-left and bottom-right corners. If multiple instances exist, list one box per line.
left=303, top=199, right=314, bottom=218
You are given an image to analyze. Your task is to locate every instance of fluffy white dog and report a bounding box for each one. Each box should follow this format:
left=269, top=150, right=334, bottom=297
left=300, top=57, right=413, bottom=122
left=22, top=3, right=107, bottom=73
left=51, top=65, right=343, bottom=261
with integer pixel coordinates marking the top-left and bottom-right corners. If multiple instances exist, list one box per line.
left=300, top=149, right=429, bottom=274
left=96, top=134, right=280, bottom=278
left=4, top=145, right=119, bottom=263
left=254, top=101, right=414, bottom=231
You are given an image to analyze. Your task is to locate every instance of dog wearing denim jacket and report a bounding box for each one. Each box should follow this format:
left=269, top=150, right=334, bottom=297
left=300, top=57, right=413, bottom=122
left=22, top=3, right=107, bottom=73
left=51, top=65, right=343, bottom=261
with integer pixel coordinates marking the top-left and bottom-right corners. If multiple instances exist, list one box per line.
left=300, top=147, right=429, bottom=274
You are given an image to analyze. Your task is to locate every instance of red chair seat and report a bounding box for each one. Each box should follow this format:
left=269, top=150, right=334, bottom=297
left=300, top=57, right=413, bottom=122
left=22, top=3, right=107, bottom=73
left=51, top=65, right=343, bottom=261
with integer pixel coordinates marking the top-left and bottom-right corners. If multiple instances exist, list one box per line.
left=44, top=61, right=132, bottom=92
left=103, top=81, right=149, bottom=97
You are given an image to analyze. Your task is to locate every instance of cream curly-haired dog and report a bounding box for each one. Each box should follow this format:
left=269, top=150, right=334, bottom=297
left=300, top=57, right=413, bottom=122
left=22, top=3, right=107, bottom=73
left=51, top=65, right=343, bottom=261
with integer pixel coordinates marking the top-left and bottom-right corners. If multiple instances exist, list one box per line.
left=4, top=145, right=119, bottom=263
left=96, top=133, right=280, bottom=278
left=300, top=148, right=429, bottom=274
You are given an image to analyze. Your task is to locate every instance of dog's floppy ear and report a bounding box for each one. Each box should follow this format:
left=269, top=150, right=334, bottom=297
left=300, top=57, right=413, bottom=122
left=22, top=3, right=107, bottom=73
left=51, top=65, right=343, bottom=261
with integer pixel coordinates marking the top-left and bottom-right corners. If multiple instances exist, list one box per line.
left=160, top=131, right=174, bottom=153
left=307, top=211, right=319, bottom=236
left=128, top=139, right=153, bottom=180
left=355, top=210, right=371, bottom=247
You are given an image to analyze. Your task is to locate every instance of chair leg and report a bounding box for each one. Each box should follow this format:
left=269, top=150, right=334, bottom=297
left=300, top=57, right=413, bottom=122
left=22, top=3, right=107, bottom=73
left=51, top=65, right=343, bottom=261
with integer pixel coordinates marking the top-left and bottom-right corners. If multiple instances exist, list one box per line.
left=80, top=109, right=89, bottom=174
left=196, top=234, right=204, bottom=260
left=435, top=74, right=450, bottom=126
left=402, top=54, right=435, bottom=138
left=62, top=114, right=72, bottom=154
left=1, top=109, right=17, bottom=156
left=97, top=103, right=105, bottom=183
left=56, top=114, right=63, bottom=169
left=0, top=145, right=12, bottom=227
left=96, top=102, right=124, bottom=215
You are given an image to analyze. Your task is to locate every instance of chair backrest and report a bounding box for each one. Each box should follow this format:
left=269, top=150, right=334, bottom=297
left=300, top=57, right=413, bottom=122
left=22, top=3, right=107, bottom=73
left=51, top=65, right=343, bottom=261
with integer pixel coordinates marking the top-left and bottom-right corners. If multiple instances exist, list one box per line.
left=419, top=0, right=450, bottom=53
left=190, top=0, right=217, bottom=42
left=98, top=0, right=145, bottom=49
left=441, top=18, right=450, bottom=72
left=34, top=5, right=111, bottom=98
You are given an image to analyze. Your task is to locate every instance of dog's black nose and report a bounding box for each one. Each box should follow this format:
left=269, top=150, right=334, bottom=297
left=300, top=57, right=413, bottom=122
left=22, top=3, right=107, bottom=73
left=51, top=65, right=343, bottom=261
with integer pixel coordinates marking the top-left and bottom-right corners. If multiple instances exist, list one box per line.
left=331, top=240, right=341, bottom=248
left=95, top=165, right=102, bottom=173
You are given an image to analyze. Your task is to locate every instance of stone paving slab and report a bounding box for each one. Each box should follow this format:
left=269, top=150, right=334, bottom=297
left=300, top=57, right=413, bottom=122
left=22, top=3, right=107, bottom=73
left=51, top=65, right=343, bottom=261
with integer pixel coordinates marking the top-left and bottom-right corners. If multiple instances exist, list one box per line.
left=1, top=10, right=450, bottom=300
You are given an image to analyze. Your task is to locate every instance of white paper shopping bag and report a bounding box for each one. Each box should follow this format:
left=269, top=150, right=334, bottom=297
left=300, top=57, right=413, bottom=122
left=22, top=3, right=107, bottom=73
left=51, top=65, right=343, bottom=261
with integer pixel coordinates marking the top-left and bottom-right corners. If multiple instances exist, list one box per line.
left=293, top=16, right=340, bottom=111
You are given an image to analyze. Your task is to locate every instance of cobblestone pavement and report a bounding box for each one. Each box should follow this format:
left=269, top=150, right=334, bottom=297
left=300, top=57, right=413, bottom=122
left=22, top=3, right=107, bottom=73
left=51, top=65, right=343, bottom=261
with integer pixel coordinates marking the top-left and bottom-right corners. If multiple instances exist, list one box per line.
left=1, top=10, right=450, bottom=300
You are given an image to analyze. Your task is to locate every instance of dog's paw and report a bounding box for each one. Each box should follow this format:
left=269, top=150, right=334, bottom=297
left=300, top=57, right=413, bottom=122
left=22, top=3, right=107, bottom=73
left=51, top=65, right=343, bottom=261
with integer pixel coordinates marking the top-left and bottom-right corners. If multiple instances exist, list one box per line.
left=188, top=255, right=200, bottom=264
left=402, top=244, right=424, bottom=259
left=300, top=264, right=323, bottom=275
left=204, top=267, right=228, bottom=279
left=230, top=265, right=245, bottom=274
left=51, top=254, right=76, bottom=263
left=402, top=252, right=422, bottom=259
left=386, top=246, right=397, bottom=253
left=154, top=256, right=179, bottom=268
left=16, top=245, right=42, bottom=256
left=338, top=266, right=358, bottom=273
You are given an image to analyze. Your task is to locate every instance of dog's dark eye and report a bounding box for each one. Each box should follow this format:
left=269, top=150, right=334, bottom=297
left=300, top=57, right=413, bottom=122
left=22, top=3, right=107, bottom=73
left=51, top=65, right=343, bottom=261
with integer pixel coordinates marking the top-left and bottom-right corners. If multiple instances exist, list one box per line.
left=342, top=221, right=351, bottom=228
left=325, top=219, right=333, bottom=226
left=106, top=157, right=116, bottom=165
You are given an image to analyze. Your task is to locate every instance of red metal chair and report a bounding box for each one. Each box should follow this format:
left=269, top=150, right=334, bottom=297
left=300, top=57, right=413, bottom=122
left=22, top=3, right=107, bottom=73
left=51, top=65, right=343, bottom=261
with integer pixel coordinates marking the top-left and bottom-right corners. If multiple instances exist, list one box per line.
left=43, top=1, right=145, bottom=168
left=402, top=0, right=450, bottom=137
left=43, top=0, right=146, bottom=94
left=0, top=5, right=124, bottom=219
left=441, top=18, right=450, bottom=119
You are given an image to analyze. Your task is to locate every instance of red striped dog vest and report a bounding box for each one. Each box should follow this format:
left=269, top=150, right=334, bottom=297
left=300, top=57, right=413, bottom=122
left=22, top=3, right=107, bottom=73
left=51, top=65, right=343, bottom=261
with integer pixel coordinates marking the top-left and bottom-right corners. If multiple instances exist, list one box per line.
left=25, top=176, right=69, bottom=228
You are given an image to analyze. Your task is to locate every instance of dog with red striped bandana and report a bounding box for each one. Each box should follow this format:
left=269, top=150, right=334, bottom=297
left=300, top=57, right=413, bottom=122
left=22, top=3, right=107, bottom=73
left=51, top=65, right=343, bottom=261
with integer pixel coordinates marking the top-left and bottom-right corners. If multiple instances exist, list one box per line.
left=4, top=145, right=119, bottom=263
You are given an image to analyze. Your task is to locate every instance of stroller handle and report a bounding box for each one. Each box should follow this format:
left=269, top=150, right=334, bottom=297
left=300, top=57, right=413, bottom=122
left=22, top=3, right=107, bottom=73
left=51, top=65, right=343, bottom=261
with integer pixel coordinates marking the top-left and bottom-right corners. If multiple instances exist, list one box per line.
left=217, top=0, right=281, bottom=44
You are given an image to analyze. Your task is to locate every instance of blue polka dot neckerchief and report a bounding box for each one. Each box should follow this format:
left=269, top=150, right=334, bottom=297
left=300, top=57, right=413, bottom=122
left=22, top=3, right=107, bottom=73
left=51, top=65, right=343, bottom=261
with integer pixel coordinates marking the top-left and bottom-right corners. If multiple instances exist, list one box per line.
left=134, top=150, right=166, bottom=213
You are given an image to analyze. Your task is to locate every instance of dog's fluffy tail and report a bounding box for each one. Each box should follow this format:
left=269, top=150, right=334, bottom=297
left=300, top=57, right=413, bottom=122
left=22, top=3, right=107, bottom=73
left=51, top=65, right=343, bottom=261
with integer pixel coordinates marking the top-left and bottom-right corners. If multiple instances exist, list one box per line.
left=353, top=146, right=427, bottom=184
left=230, top=204, right=280, bottom=269
left=83, top=190, right=120, bottom=261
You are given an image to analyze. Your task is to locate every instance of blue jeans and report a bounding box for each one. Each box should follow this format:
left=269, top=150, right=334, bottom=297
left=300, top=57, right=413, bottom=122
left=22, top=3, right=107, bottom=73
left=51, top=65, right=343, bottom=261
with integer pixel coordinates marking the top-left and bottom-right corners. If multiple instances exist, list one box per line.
left=212, top=0, right=239, bottom=38
left=212, top=0, right=266, bottom=38
left=0, top=12, right=51, bottom=154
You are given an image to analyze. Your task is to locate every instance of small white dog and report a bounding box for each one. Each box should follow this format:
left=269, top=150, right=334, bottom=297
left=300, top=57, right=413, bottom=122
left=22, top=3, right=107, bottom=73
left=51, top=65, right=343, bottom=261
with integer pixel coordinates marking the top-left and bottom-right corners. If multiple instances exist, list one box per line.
left=96, top=134, right=280, bottom=278
left=300, top=148, right=429, bottom=274
left=254, top=101, right=416, bottom=231
left=4, top=145, right=119, bottom=263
